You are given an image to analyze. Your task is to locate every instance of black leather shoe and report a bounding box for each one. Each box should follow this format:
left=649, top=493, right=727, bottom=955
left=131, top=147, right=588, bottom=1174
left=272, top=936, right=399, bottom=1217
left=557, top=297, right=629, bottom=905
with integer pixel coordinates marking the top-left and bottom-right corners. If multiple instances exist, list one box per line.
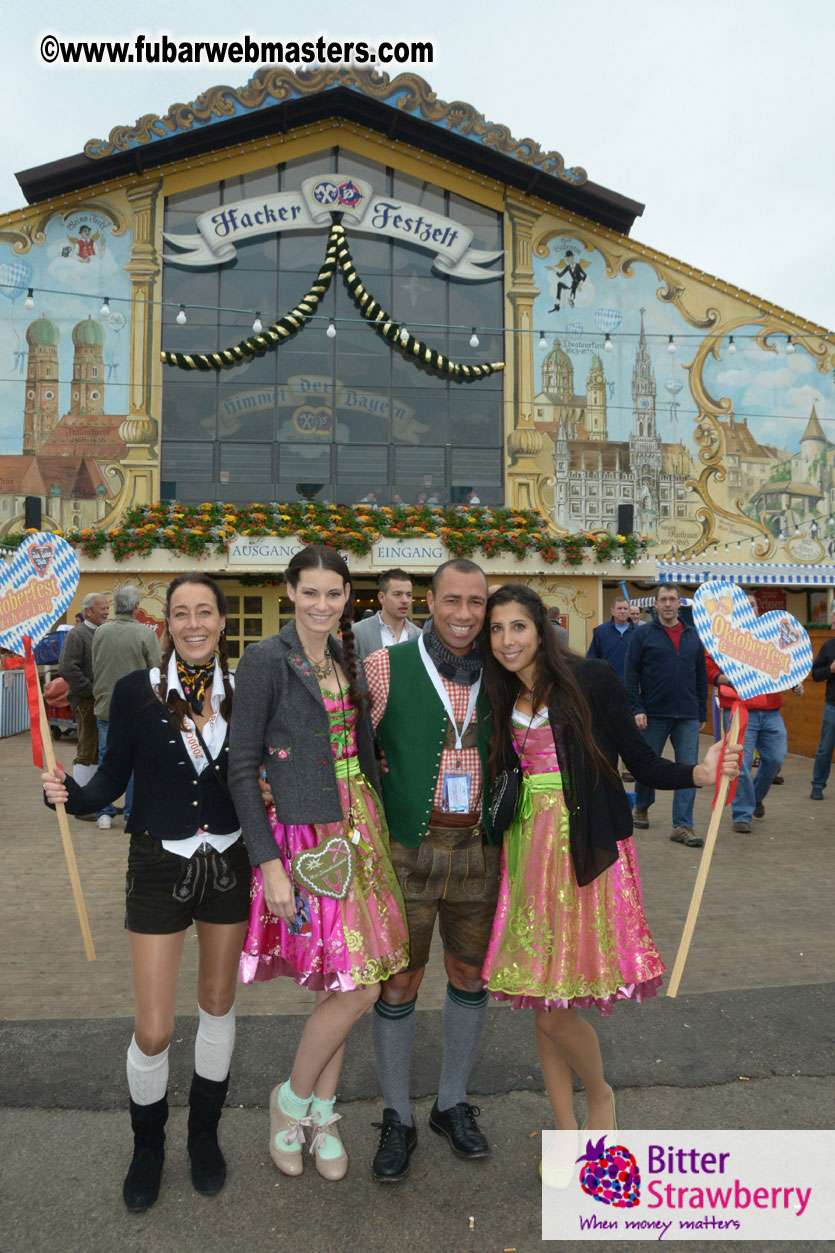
left=371, top=1108, right=417, bottom=1181
left=428, top=1100, right=489, bottom=1158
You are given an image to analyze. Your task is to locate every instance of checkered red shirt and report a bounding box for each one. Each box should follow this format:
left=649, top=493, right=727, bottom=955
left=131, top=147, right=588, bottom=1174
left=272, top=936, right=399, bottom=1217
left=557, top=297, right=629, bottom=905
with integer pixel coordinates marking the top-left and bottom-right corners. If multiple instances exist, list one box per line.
left=364, top=647, right=483, bottom=812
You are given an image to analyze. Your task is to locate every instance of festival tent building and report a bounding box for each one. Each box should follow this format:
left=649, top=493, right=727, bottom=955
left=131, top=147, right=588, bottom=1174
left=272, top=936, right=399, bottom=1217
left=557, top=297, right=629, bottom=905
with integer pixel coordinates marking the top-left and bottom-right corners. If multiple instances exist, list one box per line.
left=1, top=66, right=833, bottom=744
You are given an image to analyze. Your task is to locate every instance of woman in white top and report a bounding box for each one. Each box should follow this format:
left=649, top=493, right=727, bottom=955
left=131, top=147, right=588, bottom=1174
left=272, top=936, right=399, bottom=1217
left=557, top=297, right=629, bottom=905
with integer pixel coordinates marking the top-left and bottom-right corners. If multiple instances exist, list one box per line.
left=42, top=574, right=249, bottom=1212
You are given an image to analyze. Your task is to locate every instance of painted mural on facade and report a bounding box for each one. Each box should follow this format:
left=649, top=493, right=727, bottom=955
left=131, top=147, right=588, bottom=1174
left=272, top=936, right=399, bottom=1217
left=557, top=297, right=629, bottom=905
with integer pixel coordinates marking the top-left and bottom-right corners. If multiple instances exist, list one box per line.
left=0, top=201, right=132, bottom=534
left=520, top=226, right=835, bottom=559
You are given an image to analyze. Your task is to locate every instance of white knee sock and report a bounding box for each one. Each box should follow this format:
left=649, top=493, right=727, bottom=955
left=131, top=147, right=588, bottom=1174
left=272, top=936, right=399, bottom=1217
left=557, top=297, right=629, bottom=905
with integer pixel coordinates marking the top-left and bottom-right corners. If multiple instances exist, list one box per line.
left=194, top=1004, right=236, bottom=1082
left=126, top=1034, right=169, bottom=1105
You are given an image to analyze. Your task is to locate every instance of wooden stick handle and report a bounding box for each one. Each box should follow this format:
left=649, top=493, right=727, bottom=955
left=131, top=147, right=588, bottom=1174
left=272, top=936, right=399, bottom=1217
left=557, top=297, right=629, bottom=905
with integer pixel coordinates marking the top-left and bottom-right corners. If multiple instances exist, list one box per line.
left=666, top=707, right=740, bottom=998
left=36, top=676, right=96, bottom=962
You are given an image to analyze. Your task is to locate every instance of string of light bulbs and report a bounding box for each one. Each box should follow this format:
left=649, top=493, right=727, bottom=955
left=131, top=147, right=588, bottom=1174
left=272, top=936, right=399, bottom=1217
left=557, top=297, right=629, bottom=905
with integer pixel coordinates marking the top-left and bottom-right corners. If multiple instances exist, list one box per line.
left=4, top=280, right=831, bottom=350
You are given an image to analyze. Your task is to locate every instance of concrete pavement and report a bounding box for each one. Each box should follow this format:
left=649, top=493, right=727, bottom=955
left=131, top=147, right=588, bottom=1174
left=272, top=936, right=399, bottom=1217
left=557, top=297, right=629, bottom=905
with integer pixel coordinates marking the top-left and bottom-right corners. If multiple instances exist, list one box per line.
left=1, top=729, right=832, bottom=1252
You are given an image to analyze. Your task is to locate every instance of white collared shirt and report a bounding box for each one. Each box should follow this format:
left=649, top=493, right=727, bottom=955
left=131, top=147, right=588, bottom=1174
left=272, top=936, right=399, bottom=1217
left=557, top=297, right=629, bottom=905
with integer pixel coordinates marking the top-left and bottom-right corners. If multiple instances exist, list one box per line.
left=148, top=654, right=240, bottom=858
left=378, top=612, right=414, bottom=648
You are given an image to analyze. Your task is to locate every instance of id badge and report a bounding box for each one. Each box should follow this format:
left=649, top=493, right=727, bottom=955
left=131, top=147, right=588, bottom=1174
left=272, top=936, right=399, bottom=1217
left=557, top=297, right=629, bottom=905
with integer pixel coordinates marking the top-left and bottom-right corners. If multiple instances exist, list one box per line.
left=288, top=894, right=312, bottom=937
left=442, top=773, right=472, bottom=814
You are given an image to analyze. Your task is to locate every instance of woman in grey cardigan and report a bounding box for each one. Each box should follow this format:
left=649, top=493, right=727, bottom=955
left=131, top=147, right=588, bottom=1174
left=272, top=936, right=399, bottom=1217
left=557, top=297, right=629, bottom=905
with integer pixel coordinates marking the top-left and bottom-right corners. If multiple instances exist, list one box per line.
left=229, top=546, right=408, bottom=1181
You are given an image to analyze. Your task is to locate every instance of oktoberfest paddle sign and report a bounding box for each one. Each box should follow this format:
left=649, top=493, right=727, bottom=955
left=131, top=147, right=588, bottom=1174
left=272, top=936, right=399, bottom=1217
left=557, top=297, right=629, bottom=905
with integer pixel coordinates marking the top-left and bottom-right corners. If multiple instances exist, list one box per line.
left=691, top=582, right=812, bottom=698
left=0, top=531, right=79, bottom=654
left=0, top=532, right=95, bottom=961
left=666, top=580, right=811, bottom=996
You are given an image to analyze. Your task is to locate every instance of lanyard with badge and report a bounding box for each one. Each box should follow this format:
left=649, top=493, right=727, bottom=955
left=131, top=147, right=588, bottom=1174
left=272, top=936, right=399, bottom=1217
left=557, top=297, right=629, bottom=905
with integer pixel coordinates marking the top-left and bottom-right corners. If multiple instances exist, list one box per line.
left=417, top=635, right=481, bottom=814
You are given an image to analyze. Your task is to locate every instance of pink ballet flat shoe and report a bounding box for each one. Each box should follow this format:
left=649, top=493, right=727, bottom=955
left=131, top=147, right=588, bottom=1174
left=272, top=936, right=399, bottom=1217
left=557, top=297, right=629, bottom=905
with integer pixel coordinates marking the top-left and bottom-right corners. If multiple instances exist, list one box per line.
left=269, top=1085, right=310, bottom=1177
left=310, top=1110, right=348, bottom=1181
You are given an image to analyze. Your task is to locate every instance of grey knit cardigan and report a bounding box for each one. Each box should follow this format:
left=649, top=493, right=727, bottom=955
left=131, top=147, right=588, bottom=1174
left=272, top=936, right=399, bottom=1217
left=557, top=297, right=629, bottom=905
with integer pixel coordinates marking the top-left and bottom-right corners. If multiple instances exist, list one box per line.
left=228, top=620, right=380, bottom=867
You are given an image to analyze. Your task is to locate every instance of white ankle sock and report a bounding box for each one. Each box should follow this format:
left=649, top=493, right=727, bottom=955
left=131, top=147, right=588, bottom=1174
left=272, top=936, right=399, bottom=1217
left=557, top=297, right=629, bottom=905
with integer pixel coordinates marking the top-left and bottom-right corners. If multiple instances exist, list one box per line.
left=126, top=1035, right=169, bottom=1105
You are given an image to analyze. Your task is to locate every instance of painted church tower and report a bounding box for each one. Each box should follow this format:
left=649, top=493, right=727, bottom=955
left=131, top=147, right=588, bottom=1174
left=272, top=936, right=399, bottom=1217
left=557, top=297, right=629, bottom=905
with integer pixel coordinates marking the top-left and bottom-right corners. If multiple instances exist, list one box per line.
left=628, top=310, right=662, bottom=529
left=70, top=316, right=106, bottom=416
left=22, top=316, right=60, bottom=455
left=585, top=353, right=607, bottom=441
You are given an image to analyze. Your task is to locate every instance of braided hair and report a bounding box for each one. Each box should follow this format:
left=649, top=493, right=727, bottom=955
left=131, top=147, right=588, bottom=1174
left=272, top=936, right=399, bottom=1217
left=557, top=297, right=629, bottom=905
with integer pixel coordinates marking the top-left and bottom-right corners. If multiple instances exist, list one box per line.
left=286, top=545, right=368, bottom=714
left=157, top=573, right=232, bottom=730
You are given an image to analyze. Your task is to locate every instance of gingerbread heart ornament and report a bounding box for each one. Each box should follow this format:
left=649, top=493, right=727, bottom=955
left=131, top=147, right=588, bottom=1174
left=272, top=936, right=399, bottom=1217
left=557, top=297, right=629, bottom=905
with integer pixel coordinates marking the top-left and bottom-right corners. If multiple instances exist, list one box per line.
left=692, top=580, right=812, bottom=698
left=291, top=835, right=355, bottom=900
left=0, top=531, right=79, bottom=655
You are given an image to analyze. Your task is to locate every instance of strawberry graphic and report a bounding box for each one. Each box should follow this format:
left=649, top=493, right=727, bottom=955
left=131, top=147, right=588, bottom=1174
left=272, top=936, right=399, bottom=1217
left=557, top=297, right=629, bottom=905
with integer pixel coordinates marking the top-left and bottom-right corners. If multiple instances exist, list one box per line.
left=577, top=1135, right=641, bottom=1208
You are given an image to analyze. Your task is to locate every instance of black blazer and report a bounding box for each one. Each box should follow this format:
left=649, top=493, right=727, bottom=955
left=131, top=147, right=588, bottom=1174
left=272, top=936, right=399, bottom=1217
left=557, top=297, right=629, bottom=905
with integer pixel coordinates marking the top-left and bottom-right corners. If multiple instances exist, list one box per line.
left=49, top=669, right=240, bottom=840
left=482, top=658, right=697, bottom=885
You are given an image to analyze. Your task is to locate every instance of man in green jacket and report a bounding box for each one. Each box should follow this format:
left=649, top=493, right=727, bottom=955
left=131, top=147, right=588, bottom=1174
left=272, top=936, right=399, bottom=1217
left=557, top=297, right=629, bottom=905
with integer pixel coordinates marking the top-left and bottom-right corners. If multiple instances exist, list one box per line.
left=364, top=558, right=494, bottom=1181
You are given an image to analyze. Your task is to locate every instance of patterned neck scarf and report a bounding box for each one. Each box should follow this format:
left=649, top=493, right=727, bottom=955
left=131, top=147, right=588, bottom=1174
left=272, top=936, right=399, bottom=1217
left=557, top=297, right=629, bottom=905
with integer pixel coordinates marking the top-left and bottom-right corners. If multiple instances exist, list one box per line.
left=175, top=657, right=216, bottom=716
left=423, top=618, right=482, bottom=687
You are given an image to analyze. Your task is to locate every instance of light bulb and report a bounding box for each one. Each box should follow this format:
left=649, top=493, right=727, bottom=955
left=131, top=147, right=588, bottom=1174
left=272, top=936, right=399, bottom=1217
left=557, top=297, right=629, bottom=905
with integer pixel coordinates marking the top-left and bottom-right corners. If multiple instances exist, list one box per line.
left=399, top=326, right=409, bottom=345
left=469, top=328, right=479, bottom=349
left=728, top=336, right=736, bottom=355
left=667, top=334, right=676, bottom=355
left=538, top=331, right=548, bottom=351
left=326, top=318, right=337, bottom=339
left=100, top=297, right=111, bottom=317
left=25, top=288, right=34, bottom=310
left=176, top=305, right=187, bottom=326
left=604, top=333, right=613, bottom=352
left=252, top=313, right=263, bottom=333
left=787, top=336, right=796, bottom=354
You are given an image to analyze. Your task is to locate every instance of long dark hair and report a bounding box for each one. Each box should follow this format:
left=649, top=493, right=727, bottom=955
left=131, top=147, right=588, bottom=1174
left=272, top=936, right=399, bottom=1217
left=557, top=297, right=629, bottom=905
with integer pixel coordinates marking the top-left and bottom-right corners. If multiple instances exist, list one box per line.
left=286, top=545, right=367, bottom=713
left=480, top=584, right=612, bottom=788
left=157, top=573, right=232, bottom=730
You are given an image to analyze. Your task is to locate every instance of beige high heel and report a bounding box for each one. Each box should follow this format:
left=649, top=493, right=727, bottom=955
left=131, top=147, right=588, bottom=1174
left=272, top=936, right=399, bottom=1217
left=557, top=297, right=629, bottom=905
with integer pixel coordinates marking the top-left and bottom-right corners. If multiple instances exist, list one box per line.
left=268, top=1085, right=310, bottom=1177
left=310, top=1109, right=348, bottom=1180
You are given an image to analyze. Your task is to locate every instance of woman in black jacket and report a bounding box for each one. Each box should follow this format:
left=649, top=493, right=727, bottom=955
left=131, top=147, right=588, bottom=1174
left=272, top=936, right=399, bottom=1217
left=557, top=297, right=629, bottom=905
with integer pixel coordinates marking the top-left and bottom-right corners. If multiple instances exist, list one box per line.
left=42, top=574, right=248, bottom=1212
left=480, top=585, right=739, bottom=1154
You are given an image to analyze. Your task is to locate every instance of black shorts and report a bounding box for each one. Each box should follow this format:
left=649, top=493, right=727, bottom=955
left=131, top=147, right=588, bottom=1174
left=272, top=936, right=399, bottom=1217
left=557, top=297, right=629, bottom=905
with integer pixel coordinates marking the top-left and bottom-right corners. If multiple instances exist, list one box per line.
left=125, top=833, right=252, bottom=934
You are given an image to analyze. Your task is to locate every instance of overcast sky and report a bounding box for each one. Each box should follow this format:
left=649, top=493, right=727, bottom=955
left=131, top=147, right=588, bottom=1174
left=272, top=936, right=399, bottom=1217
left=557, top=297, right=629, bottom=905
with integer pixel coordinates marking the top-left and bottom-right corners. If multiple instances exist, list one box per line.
left=3, top=0, right=832, bottom=330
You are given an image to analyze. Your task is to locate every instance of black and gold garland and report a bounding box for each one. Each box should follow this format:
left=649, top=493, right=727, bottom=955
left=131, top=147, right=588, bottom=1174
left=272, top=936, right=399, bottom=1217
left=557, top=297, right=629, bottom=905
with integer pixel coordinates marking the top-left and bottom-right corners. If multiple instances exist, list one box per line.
left=334, top=223, right=503, bottom=380
left=160, top=219, right=504, bottom=381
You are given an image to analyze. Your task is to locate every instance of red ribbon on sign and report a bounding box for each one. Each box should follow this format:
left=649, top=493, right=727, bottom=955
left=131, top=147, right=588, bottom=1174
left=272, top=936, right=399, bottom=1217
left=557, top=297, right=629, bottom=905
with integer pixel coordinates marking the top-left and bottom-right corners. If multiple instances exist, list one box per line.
left=21, top=635, right=44, bottom=769
left=712, top=696, right=748, bottom=810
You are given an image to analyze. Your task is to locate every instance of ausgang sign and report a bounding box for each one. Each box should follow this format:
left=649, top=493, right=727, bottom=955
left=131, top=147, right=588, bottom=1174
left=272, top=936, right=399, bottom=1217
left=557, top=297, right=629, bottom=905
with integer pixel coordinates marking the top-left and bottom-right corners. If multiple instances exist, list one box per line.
left=163, top=174, right=503, bottom=280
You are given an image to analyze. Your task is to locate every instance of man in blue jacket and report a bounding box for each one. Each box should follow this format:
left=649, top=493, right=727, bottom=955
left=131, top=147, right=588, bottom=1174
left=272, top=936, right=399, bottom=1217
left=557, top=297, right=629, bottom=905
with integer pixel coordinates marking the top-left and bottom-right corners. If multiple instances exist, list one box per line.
left=586, top=596, right=634, bottom=681
left=624, top=584, right=708, bottom=847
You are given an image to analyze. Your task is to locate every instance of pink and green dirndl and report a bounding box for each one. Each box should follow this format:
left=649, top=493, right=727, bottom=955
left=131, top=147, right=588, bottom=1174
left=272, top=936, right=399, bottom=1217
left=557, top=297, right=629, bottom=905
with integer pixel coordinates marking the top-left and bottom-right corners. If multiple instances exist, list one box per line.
left=482, top=720, right=665, bottom=1016
left=240, top=690, right=409, bottom=991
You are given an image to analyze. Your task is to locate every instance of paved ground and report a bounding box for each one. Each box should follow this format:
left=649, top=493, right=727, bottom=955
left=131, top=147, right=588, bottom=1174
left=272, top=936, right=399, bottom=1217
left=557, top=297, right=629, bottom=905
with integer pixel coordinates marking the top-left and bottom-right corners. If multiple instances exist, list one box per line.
left=1, top=729, right=832, bottom=1252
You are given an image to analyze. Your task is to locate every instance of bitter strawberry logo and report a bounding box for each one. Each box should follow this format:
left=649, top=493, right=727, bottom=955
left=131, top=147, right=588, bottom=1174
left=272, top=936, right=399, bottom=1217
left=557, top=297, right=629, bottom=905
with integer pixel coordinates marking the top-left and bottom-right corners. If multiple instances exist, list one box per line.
left=577, top=1135, right=641, bottom=1208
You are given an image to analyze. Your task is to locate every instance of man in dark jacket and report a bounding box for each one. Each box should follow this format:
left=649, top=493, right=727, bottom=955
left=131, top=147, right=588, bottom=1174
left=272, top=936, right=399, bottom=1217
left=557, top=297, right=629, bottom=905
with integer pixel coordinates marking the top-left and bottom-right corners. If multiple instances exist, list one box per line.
left=810, top=605, right=835, bottom=799
left=586, top=596, right=634, bottom=681
left=58, top=592, right=109, bottom=786
left=624, top=584, right=708, bottom=847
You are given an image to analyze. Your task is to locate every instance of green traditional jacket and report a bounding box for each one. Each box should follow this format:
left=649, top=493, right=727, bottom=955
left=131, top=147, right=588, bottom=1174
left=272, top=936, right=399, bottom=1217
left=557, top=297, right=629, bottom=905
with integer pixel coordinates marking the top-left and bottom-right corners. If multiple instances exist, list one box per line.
left=377, top=639, right=494, bottom=847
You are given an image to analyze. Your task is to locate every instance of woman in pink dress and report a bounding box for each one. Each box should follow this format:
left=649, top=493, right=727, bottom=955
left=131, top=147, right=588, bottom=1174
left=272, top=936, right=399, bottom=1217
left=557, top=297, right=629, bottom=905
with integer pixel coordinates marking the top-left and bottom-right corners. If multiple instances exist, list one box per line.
left=480, top=585, right=739, bottom=1144
left=229, top=546, right=407, bottom=1182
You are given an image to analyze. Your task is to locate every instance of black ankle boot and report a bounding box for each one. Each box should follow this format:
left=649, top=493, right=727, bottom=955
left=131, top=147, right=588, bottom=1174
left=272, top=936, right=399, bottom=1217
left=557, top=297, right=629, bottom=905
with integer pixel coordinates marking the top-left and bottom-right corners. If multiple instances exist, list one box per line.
left=123, top=1095, right=168, bottom=1212
left=187, top=1072, right=229, bottom=1195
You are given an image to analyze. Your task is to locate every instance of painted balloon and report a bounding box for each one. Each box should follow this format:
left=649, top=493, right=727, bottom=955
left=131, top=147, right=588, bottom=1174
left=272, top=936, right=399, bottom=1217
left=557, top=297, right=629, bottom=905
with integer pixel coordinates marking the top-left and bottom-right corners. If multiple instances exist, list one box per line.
left=0, top=259, right=34, bottom=300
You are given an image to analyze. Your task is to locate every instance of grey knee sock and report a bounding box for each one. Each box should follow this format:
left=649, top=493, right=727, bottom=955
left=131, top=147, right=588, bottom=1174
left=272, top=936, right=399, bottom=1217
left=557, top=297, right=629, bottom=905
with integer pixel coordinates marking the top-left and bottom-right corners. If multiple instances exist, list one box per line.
left=372, top=996, right=417, bottom=1127
left=437, top=982, right=488, bottom=1112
